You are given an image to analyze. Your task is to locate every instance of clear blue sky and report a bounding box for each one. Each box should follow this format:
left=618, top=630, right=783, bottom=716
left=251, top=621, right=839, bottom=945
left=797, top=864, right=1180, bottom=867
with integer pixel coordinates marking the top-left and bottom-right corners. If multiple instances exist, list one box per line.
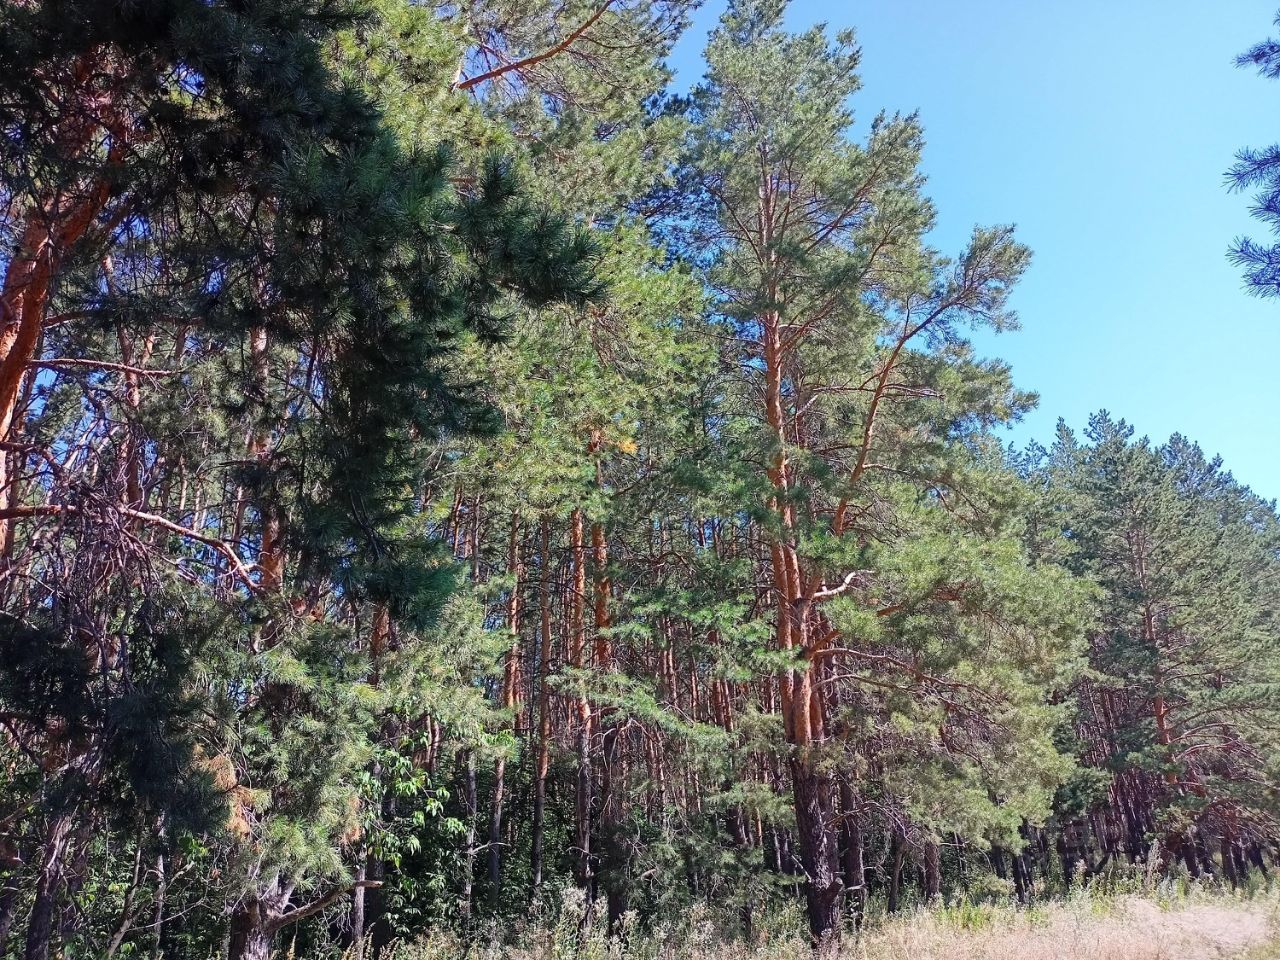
left=667, top=1, right=1280, bottom=500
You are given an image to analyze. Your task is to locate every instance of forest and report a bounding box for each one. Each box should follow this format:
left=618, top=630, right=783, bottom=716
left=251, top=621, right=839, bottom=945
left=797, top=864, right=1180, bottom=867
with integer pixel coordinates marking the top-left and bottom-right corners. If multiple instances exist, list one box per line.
left=0, top=2, right=1278, bottom=959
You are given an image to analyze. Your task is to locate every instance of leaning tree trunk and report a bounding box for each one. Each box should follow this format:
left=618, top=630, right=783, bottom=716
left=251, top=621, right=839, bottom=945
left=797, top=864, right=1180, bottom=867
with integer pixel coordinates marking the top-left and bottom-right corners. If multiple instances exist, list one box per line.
left=23, top=810, right=75, bottom=960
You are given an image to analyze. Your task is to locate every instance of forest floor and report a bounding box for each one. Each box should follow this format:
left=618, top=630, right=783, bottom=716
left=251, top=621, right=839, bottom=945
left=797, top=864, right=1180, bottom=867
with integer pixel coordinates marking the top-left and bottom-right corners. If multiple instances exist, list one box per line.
left=850, top=893, right=1279, bottom=960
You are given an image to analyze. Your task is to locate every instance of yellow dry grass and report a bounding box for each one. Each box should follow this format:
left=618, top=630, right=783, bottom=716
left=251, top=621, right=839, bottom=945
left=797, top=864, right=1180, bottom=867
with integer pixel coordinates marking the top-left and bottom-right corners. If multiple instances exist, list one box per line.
left=853, top=895, right=1277, bottom=960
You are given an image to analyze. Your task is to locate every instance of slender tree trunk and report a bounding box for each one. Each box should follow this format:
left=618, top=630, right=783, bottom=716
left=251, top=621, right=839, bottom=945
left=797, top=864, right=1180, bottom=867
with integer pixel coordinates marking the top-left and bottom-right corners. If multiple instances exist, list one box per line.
left=1195, top=835, right=1216, bottom=879
left=1011, top=846, right=1029, bottom=904
left=489, top=514, right=522, bottom=908
left=587, top=466, right=625, bottom=924
left=460, top=750, right=478, bottom=922
left=531, top=517, right=555, bottom=895
left=24, top=810, right=75, bottom=960
left=1180, top=839, right=1200, bottom=877
left=568, top=508, right=594, bottom=898
left=838, top=782, right=866, bottom=927
left=1057, top=832, right=1076, bottom=890
left=248, top=327, right=284, bottom=595
left=350, top=862, right=367, bottom=960
left=887, top=828, right=905, bottom=915
left=1220, top=833, right=1239, bottom=888
left=366, top=857, right=387, bottom=954
left=104, top=846, right=144, bottom=958
left=353, top=606, right=388, bottom=956
left=923, top=838, right=942, bottom=903
left=150, top=819, right=167, bottom=960
left=1230, top=839, right=1249, bottom=886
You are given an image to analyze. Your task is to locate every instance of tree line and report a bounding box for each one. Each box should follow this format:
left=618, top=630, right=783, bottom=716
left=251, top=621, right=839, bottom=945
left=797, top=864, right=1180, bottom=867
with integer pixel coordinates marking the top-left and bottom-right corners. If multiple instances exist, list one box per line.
left=0, top=1, right=1277, bottom=958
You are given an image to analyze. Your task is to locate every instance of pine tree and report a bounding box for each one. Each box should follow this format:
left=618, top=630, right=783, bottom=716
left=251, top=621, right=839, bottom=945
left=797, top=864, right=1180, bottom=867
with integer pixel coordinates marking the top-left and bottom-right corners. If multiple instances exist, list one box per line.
left=3, top=2, right=1277, bottom=956
left=0, top=3, right=596, bottom=957
left=669, top=0, right=1088, bottom=940
left=1040, top=415, right=1280, bottom=879
left=1229, top=7, right=1280, bottom=295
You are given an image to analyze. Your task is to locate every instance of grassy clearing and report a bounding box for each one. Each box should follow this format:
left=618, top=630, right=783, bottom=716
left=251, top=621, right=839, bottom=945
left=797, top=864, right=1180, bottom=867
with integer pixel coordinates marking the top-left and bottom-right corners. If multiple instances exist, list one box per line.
left=352, top=884, right=1280, bottom=960
left=852, top=894, right=1277, bottom=960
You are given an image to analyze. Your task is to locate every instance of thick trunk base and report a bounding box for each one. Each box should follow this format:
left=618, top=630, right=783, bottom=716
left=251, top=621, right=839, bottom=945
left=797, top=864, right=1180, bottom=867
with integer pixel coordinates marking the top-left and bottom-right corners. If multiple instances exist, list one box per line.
left=788, top=757, right=843, bottom=944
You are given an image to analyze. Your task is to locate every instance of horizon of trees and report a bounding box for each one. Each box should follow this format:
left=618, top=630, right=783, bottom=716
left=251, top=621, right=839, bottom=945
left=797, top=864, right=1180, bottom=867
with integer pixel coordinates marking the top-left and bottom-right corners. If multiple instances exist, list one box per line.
left=0, top=1, right=1277, bottom=958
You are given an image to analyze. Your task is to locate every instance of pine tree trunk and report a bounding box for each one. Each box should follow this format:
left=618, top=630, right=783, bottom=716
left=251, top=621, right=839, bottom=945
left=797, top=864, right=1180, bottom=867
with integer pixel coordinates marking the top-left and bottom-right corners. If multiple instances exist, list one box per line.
left=789, top=756, right=843, bottom=943
left=148, top=817, right=167, bottom=960
left=1057, top=832, right=1076, bottom=890
left=531, top=517, right=555, bottom=895
left=589, top=485, right=625, bottom=924
left=1195, top=836, right=1216, bottom=878
left=248, top=326, right=284, bottom=595
left=887, top=828, right=905, bottom=914
left=23, top=809, right=74, bottom=960
left=1247, top=843, right=1269, bottom=878
left=460, top=750, right=478, bottom=922
left=227, top=906, right=272, bottom=960
left=0, top=877, right=18, bottom=956
left=838, top=783, right=866, bottom=927
left=568, top=508, right=594, bottom=897
left=989, top=845, right=1007, bottom=880
left=1179, top=840, right=1200, bottom=877
left=1011, top=847, right=1029, bottom=903
left=490, top=515, right=522, bottom=908
left=1035, top=828, right=1054, bottom=881
left=574, top=719, right=594, bottom=896
left=1230, top=840, right=1249, bottom=886
left=366, top=857, right=387, bottom=954
left=350, top=862, right=367, bottom=960
left=1221, top=834, right=1239, bottom=888
left=923, top=839, right=942, bottom=903
left=0, top=138, right=118, bottom=553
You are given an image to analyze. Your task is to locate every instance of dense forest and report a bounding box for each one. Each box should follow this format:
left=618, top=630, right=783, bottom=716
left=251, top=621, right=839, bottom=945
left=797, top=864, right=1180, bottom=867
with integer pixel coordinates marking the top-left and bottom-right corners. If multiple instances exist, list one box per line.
left=0, top=2, right=1278, bottom=959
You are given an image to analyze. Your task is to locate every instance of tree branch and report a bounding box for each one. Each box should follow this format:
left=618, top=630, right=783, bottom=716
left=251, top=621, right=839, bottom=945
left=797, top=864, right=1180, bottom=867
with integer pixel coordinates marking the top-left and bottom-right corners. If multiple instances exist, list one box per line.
left=270, top=881, right=383, bottom=931
left=0, top=503, right=259, bottom=588
left=34, top=357, right=176, bottom=377
left=454, top=1, right=615, bottom=91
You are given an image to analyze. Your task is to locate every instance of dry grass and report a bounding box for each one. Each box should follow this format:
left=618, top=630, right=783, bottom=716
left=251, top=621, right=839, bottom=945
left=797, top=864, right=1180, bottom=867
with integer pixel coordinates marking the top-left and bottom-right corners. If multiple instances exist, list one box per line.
left=853, top=895, right=1278, bottom=960
left=376, top=887, right=1280, bottom=960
